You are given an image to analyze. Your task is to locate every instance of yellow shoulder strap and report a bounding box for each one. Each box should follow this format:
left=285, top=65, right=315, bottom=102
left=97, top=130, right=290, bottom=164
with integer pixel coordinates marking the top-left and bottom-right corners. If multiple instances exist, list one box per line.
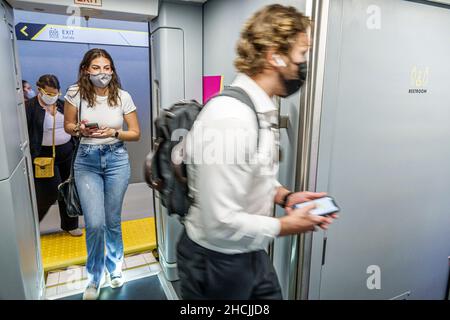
left=52, top=106, right=56, bottom=158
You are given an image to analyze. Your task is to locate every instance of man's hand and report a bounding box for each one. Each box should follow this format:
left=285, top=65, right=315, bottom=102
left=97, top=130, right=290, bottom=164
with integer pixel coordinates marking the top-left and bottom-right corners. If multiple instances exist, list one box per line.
left=279, top=204, right=335, bottom=236
left=285, top=191, right=327, bottom=208
left=284, top=191, right=339, bottom=221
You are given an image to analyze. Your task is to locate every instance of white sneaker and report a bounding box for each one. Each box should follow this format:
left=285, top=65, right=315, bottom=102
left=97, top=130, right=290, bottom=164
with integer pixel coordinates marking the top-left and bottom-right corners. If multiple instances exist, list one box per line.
left=67, top=228, right=83, bottom=237
left=110, top=273, right=125, bottom=289
left=83, top=283, right=100, bottom=300
left=82, top=271, right=107, bottom=300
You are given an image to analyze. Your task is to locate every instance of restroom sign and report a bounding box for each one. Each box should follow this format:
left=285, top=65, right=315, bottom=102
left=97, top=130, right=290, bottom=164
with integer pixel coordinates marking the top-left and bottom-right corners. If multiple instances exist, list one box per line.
left=408, top=66, right=429, bottom=94
left=74, top=0, right=102, bottom=6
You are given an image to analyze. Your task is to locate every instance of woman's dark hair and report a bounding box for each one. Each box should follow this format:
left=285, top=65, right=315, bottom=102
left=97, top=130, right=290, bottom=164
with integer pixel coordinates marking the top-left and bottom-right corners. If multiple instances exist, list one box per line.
left=76, top=48, right=121, bottom=107
left=22, top=80, right=29, bottom=87
left=36, top=74, right=60, bottom=90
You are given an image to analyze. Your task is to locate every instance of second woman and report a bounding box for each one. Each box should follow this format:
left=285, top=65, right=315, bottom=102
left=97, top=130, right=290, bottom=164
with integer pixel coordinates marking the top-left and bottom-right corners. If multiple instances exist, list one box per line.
left=26, top=74, right=81, bottom=235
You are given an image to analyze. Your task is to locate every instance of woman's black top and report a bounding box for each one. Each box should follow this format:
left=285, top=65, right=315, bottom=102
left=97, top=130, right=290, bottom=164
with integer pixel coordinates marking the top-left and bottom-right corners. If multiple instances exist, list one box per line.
left=25, top=97, right=74, bottom=159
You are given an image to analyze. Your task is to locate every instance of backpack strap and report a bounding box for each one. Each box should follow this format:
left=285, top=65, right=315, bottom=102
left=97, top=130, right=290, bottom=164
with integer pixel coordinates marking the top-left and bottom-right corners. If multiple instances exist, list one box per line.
left=217, top=86, right=260, bottom=149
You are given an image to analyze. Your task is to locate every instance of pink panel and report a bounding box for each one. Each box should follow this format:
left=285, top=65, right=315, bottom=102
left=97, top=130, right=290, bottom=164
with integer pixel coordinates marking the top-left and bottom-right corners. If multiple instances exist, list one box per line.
left=203, top=75, right=223, bottom=104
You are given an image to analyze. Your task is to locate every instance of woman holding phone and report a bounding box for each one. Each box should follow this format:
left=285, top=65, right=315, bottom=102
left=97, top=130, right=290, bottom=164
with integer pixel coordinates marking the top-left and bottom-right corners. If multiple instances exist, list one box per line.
left=64, top=48, right=140, bottom=300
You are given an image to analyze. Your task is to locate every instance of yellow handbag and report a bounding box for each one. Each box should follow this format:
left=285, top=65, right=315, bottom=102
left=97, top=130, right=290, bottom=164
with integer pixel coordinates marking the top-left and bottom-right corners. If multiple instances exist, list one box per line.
left=34, top=108, right=56, bottom=178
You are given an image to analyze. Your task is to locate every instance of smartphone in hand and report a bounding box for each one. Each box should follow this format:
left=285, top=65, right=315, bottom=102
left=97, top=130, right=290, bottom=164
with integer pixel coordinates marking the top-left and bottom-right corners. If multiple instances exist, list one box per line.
left=294, top=197, right=340, bottom=216
left=85, top=122, right=99, bottom=130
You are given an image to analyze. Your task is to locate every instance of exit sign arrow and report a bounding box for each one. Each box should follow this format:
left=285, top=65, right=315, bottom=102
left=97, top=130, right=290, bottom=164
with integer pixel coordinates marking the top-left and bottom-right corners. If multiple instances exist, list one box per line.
left=20, top=25, right=28, bottom=37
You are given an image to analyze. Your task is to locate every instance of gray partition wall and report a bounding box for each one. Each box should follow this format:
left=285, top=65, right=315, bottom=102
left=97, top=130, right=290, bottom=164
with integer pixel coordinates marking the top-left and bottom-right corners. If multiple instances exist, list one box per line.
left=306, top=0, right=450, bottom=299
left=150, top=0, right=203, bottom=281
left=0, top=0, right=43, bottom=299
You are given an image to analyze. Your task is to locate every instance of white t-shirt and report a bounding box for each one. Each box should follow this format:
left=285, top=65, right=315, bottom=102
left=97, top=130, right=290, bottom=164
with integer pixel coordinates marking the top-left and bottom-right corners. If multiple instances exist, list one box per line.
left=42, top=110, right=72, bottom=146
left=64, top=85, right=137, bottom=145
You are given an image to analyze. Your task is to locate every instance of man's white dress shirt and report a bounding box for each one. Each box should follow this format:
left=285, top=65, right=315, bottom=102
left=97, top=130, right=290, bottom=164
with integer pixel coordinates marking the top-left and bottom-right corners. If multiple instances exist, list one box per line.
left=184, top=73, right=282, bottom=254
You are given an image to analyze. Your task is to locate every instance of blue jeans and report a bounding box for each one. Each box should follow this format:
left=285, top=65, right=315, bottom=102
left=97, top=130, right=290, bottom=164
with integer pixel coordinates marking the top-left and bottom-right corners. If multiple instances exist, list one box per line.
left=74, top=142, right=131, bottom=286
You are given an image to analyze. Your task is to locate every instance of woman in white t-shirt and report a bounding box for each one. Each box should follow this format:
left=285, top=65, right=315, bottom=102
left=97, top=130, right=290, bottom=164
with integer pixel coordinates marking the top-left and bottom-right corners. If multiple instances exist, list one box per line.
left=64, top=48, right=140, bottom=300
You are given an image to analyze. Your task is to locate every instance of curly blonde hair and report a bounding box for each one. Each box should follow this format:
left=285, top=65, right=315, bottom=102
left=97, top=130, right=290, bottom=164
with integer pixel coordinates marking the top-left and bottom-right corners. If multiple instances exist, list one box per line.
left=234, top=4, right=310, bottom=77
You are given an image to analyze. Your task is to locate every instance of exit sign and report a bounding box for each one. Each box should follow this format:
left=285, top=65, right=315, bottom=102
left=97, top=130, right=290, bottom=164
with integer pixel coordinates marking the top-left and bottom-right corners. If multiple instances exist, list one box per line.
left=74, top=0, right=102, bottom=6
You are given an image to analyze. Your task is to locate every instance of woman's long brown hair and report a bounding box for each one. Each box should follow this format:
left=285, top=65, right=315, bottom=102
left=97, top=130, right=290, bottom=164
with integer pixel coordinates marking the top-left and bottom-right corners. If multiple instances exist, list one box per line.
left=76, top=48, right=121, bottom=107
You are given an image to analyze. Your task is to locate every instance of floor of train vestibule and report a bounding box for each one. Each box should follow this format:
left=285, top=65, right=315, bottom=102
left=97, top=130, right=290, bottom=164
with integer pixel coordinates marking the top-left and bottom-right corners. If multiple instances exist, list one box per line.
left=45, top=251, right=181, bottom=300
left=41, top=216, right=169, bottom=300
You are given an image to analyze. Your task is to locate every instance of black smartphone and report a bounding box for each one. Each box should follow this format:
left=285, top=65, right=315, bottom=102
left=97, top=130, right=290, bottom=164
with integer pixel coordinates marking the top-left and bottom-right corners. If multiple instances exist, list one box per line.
left=293, top=196, right=340, bottom=216
left=85, top=122, right=99, bottom=129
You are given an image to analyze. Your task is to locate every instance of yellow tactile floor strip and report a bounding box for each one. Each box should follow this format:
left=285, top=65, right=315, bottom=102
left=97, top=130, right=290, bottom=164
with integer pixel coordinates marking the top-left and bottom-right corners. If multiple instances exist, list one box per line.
left=41, top=217, right=156, bottom=272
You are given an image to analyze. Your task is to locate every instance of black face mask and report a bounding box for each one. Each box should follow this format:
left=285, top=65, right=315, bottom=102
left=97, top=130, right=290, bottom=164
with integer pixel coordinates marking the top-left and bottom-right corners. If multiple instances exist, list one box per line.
left=279, top=62, right=308, bottom=98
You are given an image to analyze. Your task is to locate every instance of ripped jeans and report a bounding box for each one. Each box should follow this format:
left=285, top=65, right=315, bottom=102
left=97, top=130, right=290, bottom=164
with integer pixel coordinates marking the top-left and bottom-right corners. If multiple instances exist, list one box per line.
left=74, top=142, right=130, bottom=287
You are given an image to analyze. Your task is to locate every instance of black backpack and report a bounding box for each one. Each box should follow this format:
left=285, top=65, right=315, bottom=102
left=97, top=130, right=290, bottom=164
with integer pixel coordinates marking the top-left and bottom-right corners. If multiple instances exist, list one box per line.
left=144, top=86, right=260, bottom=217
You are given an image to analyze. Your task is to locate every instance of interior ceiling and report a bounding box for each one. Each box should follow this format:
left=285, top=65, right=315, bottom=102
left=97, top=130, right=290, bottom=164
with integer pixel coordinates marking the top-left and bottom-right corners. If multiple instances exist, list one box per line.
left=177, top=0, right=207, bottom=3
left=6, top=0, right=159, bottom=22
left=429, top=0, right=450, bottom=4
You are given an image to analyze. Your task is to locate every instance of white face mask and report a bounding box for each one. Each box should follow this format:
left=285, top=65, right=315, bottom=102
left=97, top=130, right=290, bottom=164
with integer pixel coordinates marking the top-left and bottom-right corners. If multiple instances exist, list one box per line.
left=25, top=89, right=36, bottom=99
left=40, top=92, right=59, bottom=106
